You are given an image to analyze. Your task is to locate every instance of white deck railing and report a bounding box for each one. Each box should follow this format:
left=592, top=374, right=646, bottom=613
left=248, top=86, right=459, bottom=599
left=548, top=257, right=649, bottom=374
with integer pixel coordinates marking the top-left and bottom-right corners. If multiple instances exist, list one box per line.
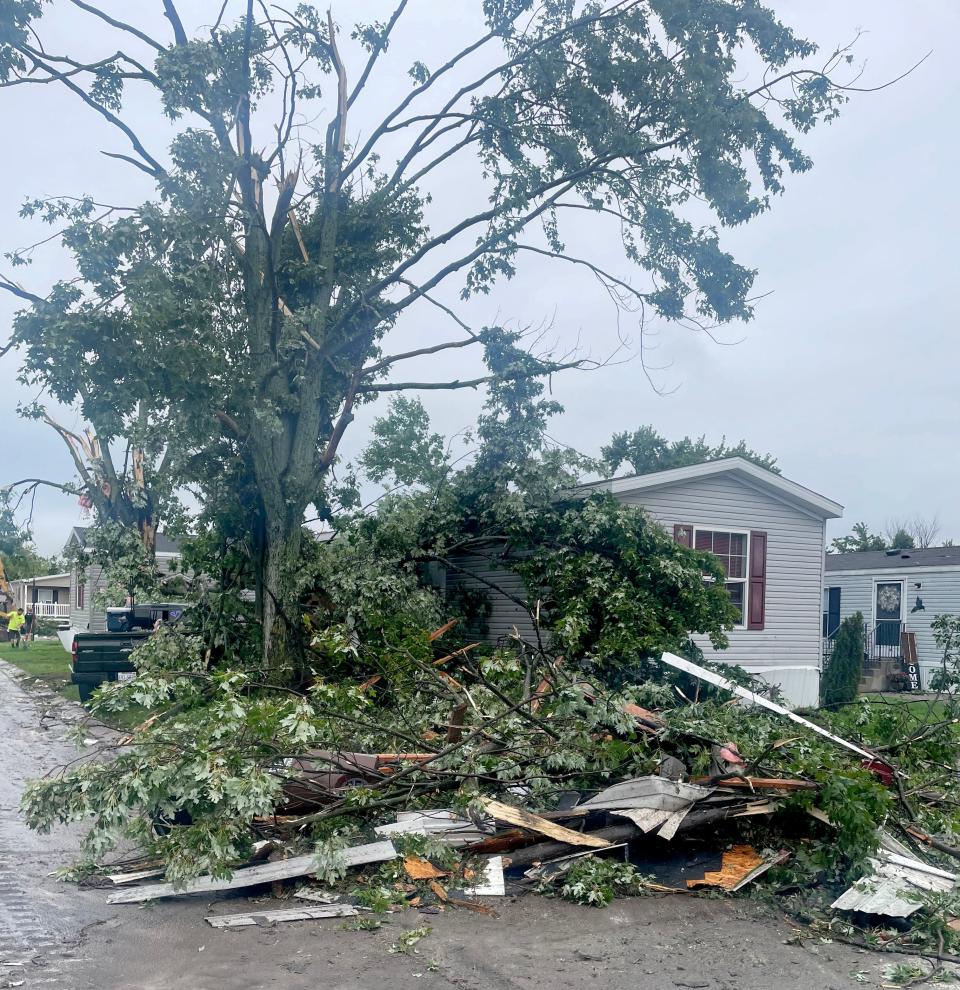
left=25, top=603, right=71, bottom=619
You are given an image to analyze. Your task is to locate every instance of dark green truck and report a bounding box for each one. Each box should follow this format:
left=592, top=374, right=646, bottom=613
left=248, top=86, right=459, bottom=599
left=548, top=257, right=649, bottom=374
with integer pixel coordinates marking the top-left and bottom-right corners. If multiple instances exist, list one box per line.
left=70, top=603, right=186, bottom=703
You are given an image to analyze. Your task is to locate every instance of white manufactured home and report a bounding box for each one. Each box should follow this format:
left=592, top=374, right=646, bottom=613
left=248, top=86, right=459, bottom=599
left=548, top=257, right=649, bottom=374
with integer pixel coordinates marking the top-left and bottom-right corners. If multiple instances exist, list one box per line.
left=446, top=458, right=843, bottom=708
left=65, top=526, right=182, bottom=634
left=824, top=547, right=960, bottom=690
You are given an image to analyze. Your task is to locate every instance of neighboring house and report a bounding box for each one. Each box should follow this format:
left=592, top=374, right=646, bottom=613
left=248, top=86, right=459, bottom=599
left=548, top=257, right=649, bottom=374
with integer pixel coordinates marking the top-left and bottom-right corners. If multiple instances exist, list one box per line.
left=447, top=458, right=843, bottom=709
left=824, top=547, right=960, bottom=690
left=65, top=526, right=182, bottom=634
left=9, top=573, right=72, bottom=627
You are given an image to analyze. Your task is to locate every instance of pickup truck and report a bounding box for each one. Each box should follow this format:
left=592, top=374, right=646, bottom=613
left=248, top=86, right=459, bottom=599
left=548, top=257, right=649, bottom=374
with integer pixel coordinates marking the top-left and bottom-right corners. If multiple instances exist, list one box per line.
left=70, top=603, right=186, bottom=703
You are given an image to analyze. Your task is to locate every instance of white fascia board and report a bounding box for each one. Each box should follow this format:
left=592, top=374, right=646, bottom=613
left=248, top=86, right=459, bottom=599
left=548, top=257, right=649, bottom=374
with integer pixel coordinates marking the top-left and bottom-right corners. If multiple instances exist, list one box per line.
left=583, top=458, right=843, bottom=520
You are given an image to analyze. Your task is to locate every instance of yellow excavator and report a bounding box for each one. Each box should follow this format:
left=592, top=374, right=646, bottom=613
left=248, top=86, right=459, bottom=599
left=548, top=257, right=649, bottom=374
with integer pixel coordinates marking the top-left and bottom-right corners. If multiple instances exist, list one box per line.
left=0, top=556, right=11, bottom=601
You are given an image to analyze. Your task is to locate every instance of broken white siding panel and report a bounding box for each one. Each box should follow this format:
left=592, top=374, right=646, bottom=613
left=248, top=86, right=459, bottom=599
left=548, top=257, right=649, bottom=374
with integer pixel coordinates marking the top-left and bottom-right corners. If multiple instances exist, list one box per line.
left=375, top=810, right=487, bottom=846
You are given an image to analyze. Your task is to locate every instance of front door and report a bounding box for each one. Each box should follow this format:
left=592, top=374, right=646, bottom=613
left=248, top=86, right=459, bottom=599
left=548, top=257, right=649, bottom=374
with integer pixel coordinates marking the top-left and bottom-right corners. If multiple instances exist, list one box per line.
left=874, top=581, right=904, bottom=656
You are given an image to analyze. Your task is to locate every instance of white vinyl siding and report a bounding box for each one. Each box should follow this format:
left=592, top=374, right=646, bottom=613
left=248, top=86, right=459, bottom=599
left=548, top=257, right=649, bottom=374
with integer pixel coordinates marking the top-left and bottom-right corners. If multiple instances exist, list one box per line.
left=617, top=474, right=826, bottom=676
left=826, top=566, right=960, bottom=687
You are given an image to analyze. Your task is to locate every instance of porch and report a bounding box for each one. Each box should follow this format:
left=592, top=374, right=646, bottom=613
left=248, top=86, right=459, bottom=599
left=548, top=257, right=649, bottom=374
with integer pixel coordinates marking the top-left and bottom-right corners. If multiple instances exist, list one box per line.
left=25, top=602, right=72, bottom=621
left=822, top=620, right=919, bottom=692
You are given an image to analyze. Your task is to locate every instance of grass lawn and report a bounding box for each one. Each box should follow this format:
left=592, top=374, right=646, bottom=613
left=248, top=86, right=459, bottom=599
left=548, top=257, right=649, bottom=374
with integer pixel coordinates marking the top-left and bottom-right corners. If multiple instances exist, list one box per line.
left=0, top=637, right=153, bottom=726
left=0, top=637, right=77, bottom=699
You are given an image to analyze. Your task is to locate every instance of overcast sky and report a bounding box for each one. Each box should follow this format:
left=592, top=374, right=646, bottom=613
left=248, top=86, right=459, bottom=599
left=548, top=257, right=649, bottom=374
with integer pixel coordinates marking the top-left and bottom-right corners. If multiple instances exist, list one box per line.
left=1, top=1, right=956, bottom=556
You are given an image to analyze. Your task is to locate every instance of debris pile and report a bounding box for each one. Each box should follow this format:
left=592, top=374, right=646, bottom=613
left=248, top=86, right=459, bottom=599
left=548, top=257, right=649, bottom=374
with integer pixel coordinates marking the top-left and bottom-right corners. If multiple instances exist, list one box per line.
left=94, top=648, right=960, bottom=966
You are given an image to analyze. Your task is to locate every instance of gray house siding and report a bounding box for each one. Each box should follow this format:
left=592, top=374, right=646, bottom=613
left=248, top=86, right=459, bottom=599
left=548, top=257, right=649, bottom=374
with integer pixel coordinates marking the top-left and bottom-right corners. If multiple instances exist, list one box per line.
left=445, top=553, right=538, bottom=646
left=825, top=566, right=960, bottom=687
left=616, top=474, right=826, bottom=681
left=69, top=563, right=108, bottom=633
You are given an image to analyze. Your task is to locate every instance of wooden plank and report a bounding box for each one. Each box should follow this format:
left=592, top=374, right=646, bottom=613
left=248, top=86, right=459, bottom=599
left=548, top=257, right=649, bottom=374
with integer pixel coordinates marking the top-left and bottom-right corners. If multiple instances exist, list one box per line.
left=205, top=904, right=357, bottom=928
left=478, top=798, right=611, bottom=849
left=107, top=840, right=397, bottom=904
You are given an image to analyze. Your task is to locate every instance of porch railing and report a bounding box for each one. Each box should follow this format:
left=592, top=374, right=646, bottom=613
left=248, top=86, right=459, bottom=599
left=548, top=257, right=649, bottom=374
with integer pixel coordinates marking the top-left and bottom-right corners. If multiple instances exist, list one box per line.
left=25, top=603, right=71, bottom=619
left=822, top=621, right=905, bottom=665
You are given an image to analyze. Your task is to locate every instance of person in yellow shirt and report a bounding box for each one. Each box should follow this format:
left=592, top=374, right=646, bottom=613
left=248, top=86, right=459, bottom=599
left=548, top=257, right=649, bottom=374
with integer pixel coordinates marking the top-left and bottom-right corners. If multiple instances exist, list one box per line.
left=2, top=608, right=26, bottom=648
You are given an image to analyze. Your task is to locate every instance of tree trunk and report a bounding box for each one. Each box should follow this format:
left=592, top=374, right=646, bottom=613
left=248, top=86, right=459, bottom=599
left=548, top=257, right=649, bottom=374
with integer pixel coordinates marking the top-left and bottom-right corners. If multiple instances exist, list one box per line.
left=259, top=519, right=304, bottom=674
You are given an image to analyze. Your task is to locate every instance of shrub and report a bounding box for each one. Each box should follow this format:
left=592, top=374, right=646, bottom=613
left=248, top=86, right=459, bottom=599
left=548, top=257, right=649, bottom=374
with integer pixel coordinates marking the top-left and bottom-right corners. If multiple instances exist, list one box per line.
left=821, top=612, right=865, bottom=708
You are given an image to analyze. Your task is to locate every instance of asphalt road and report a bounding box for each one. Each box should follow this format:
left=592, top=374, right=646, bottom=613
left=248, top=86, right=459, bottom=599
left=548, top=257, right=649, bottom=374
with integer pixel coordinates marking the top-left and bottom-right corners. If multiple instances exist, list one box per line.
left=0, top=658, right=913, bottom=989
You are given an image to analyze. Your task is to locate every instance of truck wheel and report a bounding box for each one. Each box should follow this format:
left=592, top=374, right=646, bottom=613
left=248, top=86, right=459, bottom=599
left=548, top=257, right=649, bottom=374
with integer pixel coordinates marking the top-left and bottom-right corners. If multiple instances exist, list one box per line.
left=78, top=683, right=96, bottom=704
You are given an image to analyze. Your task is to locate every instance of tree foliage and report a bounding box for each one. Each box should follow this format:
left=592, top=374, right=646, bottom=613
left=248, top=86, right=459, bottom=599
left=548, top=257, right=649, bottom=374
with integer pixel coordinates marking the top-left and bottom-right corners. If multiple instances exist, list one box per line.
left=600, top=424, right=778, bottom=478
left=830, top=522, right=887, bottom=554
left=0, top=492, right=62, bottom=580
left=831, top=517, right=949, bottom=554
left=0, top=0, right=861, bottom=666
left=820, top=612, right=865, bottom=708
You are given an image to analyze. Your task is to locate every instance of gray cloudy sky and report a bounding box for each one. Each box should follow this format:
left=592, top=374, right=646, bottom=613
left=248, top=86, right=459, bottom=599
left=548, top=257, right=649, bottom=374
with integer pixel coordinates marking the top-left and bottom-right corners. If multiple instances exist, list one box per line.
left=1, top=1, right=957, bottom=556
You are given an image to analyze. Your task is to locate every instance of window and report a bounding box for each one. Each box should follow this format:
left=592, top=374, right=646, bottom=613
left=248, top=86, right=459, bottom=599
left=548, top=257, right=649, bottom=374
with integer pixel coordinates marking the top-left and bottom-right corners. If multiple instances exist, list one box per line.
left=75, top=581, right=85, bottom=610
left=695, top=529, right=749, bottom=626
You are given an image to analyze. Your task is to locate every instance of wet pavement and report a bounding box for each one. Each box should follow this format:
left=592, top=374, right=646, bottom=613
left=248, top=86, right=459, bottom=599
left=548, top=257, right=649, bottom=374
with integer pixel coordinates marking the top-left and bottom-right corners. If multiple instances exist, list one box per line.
left=0, top=660, right=114, bottom=986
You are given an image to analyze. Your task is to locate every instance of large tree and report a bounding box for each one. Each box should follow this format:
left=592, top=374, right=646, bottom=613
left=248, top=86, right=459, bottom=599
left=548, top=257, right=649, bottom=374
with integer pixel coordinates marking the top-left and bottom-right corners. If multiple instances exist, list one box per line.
left=0, top=1, right=860, bottom=666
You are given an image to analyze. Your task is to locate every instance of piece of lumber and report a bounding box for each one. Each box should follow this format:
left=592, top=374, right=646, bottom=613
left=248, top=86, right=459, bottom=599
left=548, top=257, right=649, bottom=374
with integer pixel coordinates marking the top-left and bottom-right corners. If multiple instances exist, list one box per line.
left=205, top=904, right=357, bottom=928
left=107, top=840, right=398, bottom=904
left=478, top=798, right=611, bottom=849
left=294, top=889, right=339, bottom=904
left=506, top=824, right=636, bottom=867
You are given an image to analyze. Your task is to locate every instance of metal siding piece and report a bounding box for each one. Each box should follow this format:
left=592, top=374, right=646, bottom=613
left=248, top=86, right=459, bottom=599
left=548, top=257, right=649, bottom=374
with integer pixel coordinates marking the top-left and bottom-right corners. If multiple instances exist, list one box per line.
left=580, top=777, right=712, bottom=812
left=832, top=852, right=956, bottom=918
left=375, top=810, right=486, bottom=846
left=463, top=856, right=506, bottom=896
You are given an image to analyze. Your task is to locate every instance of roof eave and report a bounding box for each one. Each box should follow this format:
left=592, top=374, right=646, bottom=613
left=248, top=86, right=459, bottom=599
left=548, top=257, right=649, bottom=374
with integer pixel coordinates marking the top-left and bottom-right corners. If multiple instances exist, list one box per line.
left=582, top=458, right=843, bottom=520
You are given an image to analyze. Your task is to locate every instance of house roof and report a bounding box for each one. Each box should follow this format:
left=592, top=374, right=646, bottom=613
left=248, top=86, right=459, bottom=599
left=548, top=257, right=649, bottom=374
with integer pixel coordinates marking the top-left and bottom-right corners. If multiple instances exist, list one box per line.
left=581, top=457, right=843, bottom=520
left=68, top=526, right=181, bottom=555
left=9, top=573, right=70, bottom=585
left=826, top=546, right=960, bottom=572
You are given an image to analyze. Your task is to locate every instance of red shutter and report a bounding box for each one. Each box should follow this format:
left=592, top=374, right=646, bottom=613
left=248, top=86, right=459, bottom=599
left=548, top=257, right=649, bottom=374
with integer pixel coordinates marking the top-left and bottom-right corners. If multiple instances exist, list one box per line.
left=748, top=531, right=767, bottom=630
left=673, top=524, right=693, bottom=548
